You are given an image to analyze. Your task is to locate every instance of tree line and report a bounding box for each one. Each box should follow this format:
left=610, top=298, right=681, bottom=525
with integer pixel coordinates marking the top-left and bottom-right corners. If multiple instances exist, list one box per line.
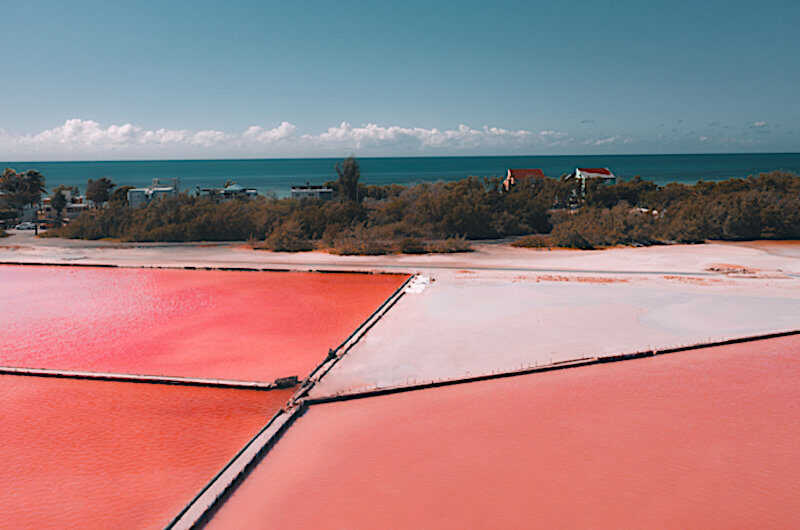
left=0, top=168, right=123, bottom=225
left=37, top=156, right=800, bottom=253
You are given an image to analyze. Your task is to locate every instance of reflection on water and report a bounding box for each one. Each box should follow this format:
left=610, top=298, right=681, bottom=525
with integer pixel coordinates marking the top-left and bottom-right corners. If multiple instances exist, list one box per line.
left=0, top=376, right=294, bottom=529
left=209, top=335, right=800, bottom=528
left=0, top=265, right=406, bottom=381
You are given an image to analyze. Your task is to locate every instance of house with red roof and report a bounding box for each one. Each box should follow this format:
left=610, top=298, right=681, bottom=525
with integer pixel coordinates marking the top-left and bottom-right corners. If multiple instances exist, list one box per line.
left=502, top=168, right=546, bottom=192
left=566, top=167, right=616, bottom=196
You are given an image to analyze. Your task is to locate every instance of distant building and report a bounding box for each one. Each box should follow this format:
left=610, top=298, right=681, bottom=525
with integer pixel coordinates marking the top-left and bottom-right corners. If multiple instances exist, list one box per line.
left=566, top=167, right=616, bottom=196
left=199, top=183, right=258, bottom=202
left=290, top=184, right=333, bottom=201
left=39, top=190, right=90, bottom=221
left=128, top=178, right=180, bottom=208
left=503, top=168, right=546, bottom=191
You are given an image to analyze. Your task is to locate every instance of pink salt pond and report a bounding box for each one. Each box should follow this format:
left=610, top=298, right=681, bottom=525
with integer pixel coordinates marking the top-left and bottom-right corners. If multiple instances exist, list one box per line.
left=0, top=375, right=295, bottom=529
left=0, top=265, right=407, bottom=382
left=208, top=334, right=800, bottom=528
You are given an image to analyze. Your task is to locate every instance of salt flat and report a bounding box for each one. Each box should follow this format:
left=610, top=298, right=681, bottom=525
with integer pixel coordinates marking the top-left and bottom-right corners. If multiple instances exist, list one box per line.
left=309, top=270, right=800, bottom=396
left=4, top=233, right=799, bottom=397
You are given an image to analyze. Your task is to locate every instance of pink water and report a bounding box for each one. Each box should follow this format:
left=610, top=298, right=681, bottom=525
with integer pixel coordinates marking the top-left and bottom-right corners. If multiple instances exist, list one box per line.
left=0, top=375, right=294, bottom=529
left=208, top=335, right=800, bottom=528
left=0, top=265, right=406, bottom=381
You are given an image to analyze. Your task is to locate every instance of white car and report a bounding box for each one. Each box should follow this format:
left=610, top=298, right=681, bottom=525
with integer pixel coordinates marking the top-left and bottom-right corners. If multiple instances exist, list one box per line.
left=14, top=222, right=36, bottom=230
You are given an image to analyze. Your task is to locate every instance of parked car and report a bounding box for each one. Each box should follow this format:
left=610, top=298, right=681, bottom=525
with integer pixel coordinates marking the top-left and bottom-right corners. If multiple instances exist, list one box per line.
left=14, top=222, right=36, bottom=230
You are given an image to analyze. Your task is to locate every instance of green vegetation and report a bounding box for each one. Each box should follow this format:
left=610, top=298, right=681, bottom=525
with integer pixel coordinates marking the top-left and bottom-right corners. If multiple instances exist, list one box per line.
left=0, top=168, right=46, bottom=220
left=43, top=160, right=800, bottom=253
left=86, top=177, right=115, bottom=207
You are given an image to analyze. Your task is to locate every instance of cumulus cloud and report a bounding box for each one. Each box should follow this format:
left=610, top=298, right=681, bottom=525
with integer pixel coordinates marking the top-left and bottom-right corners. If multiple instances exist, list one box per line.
left=0, top=118, right=573, bottom=159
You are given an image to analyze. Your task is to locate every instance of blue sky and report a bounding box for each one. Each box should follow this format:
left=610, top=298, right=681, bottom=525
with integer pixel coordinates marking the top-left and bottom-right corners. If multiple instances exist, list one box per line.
left=1, top=0, right=798, bottom=159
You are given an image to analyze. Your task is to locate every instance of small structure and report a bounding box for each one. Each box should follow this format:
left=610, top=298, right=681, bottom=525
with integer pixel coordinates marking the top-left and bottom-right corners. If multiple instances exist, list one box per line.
left=199, top=183, right=258, bottom=202
left=503, top=169, right=546, bottom=191
left=127, top=178, right=180, bottom=208
left=38, top=191, right=90, bottom=221
left=566, top=167, right=616, bottom=196
left=291, top=184, right=333, bottom=201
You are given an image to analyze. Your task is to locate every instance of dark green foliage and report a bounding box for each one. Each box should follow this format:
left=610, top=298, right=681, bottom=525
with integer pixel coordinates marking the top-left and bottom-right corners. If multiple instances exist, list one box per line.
left=0, top=168, right=46, bottom=218
left=511, top=234, right=552, bottom=248
left=398, top=237, right=426, bottom=254
left=262, top=219, right=313, bottom=252
left=46, top=169, right=800, bottom=252
left=50, top=189, right=68, bottom=219
left=86, top=177, right=115, bottom=207
left=109, top=185, right=134, bottom=205
left=335, top=156, right=361, bottom=202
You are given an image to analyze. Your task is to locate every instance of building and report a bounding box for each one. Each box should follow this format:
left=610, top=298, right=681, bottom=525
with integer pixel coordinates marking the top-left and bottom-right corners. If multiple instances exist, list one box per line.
left=127, top=178, right=180, bottom=208
left=503, top=168, right=546, bottom=191
left=290, top=184, right=333, bottom=201
left=38, top=190, right=90, bottom=221
left=199, top=183, right=258, bottom=202
left=566, top=167, right=616, bottom=196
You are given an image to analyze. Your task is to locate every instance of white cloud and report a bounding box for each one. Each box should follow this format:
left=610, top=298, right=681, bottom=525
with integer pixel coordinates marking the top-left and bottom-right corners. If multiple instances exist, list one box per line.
left=594, top=136, right=617, bottom=146
left=0, top=118, right=570, bottom=159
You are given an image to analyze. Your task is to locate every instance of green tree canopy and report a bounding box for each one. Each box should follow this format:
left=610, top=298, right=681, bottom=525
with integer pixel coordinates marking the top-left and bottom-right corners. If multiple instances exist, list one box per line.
left=0, top=168, right=46, bottom=218
left=50, top=189, right=68, bottom=219
left=86, top=177, right=115, bottom=207
left=109, top=185, right=134, bottom=205
left=335, top=156, right=361, bottom=202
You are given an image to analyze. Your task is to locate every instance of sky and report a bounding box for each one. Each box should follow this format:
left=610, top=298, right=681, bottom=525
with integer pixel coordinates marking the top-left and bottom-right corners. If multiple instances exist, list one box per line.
left=1, top=0, right=798, bottom=160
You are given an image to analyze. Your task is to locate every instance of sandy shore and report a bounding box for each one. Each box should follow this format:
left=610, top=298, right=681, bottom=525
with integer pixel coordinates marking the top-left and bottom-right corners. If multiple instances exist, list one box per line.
left=4, top=232, right=800, bottom=397
left=3, top=231, right=800, bottom=276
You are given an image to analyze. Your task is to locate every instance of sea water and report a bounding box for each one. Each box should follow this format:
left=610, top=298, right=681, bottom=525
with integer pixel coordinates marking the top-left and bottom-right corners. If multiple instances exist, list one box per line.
left=3, top=153, right=799, bottom=196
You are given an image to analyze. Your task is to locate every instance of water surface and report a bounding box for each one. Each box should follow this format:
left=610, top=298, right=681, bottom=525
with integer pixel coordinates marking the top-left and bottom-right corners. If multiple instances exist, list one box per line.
left=4, top=153, right=799, bottom=196
left=0, top=265, right=406, bottom=381
left=209, top=335, right=800, bottom=528
left=0, top=376, right=294, bottom=529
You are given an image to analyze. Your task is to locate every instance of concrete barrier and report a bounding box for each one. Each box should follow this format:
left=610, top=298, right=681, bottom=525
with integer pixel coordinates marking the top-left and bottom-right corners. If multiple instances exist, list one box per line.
left=0, top=365, right=294, bottom=390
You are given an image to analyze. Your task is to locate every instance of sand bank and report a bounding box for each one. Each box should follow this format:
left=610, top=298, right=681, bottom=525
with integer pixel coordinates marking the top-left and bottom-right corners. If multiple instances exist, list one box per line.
left=3, top=231, right=800, bottom=276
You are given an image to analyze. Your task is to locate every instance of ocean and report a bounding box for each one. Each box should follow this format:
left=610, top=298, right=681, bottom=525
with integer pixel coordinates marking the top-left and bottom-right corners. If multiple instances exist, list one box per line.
left=3, top=153, right=799, bottom=197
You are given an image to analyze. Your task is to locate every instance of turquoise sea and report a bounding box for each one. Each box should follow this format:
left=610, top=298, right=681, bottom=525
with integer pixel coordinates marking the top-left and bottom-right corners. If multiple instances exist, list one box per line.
left=3, top=153, right=799, bottom=197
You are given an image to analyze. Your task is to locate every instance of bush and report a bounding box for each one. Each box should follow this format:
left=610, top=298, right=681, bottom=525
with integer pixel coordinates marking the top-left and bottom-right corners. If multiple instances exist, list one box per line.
left=331, top=225, right=391, bottom=255
left=427, top=236, right=473, bottom=253
left=398, top=237, right=427, bottom=254
left=261, top=219, right=313, bottom=252
left=511, top=234, right=552, bottom=248
left=0, top=227, right=6, bottom=237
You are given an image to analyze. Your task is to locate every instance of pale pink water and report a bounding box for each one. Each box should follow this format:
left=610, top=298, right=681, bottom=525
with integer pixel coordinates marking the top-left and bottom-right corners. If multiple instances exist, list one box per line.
left=0, top=375, right=295, bottom=529
left=0, top=265, right=406, bottom=381
left=209, top=335, right=800, bottom=528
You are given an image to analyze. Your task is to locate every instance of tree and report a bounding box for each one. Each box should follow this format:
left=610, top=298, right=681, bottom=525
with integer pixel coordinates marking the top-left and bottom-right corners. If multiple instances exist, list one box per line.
left=0, top=168, right=46, bottom=219
left=86, top=177, right=115, bottom=207
left=335, top=156, right=361, bottom=202
left=109, top=185, right=134, bottom=205
left=50, top=189, right=68, bottom=220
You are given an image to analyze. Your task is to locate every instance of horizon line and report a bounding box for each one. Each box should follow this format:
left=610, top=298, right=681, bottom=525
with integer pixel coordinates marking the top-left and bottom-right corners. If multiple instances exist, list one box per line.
left=2, top=150, right=800, bottom=165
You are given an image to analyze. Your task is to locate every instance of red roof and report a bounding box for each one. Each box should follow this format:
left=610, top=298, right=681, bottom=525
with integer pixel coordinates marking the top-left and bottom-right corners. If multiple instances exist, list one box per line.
left=508, top=168, right=546, bottom=179
left=578, top=167, right=612, bottom=175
